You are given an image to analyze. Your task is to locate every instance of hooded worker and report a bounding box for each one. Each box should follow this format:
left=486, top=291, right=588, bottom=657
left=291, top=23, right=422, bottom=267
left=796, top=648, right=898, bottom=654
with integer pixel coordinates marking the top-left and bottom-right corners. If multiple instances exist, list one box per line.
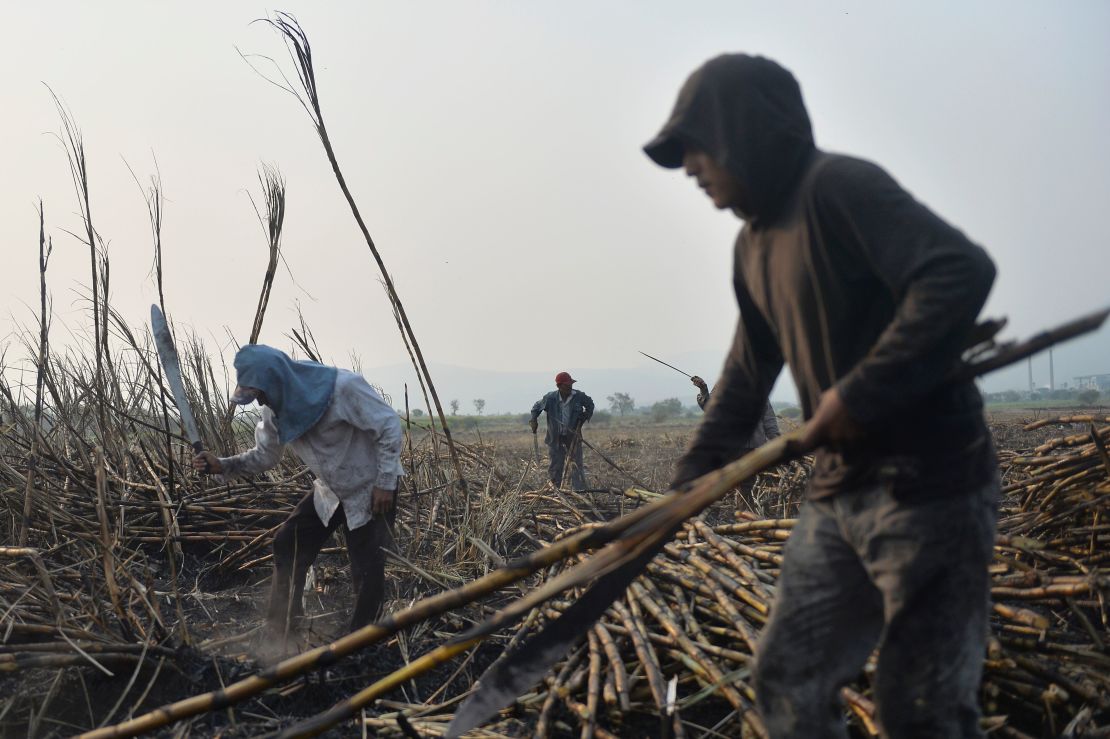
left=528, top=372, right=594, bottom=490
left=193, top=345, right=403, bottom=641
left=647, top=55, right=998, bottom=738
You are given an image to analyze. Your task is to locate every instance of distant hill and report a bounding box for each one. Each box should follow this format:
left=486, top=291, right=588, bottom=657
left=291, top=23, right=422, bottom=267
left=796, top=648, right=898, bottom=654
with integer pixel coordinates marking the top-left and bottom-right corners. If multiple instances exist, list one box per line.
left=362, top=349, right=799, bottom=416
left=361, top=327, right=1107, bottom=416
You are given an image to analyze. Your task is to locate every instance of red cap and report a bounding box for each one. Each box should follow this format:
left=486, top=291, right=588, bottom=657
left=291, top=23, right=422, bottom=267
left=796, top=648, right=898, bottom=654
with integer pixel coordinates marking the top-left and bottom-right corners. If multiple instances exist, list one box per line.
left=555, top=371, right=576, bottom=386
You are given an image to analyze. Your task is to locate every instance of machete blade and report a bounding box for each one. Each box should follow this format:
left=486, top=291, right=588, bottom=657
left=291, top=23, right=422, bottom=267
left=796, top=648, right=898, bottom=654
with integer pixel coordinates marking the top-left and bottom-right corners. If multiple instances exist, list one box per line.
left=446, top=542, right=665, bottom=738
left=150, top=304, right=205, bottom=454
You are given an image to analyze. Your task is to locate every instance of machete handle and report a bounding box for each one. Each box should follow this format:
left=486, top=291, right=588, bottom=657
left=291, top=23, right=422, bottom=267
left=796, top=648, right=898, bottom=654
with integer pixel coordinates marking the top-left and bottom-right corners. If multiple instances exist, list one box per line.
left=191, top=440, right=211, bottom=474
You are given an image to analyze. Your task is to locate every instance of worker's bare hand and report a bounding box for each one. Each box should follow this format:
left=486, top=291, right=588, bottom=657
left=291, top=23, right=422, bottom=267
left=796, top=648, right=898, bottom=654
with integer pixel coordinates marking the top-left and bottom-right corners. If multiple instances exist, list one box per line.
left=371, top=487, right=396, bottom=516
left=192, top=452, right=222, bottom=474
left=798, top=387, right=863, bottom=452
left=691, top=375, right=708, bottom=390
left=529, top=418, right=539, bottom=433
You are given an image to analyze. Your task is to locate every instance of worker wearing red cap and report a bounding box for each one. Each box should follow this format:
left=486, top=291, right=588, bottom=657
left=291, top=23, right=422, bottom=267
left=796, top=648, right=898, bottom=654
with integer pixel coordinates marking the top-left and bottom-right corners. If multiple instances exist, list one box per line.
left=529, top=372, right=595, bottom=490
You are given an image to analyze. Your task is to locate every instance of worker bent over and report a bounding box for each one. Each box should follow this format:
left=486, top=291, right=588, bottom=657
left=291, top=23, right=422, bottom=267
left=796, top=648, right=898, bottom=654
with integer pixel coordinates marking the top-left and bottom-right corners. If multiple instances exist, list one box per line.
left=194, top=345, right=403, bottom=640
left=529, top=372, right=594, bottom=490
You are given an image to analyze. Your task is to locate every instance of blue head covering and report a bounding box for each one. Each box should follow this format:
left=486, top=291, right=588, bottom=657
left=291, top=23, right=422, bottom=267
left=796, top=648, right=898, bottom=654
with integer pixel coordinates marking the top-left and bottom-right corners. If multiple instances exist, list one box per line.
left=233, top=345, right=338, bottom=444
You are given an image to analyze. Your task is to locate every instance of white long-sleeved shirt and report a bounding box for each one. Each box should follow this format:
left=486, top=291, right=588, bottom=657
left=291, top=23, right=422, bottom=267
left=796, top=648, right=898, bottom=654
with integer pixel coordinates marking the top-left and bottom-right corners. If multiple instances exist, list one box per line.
left=219, top=369, right=403, bottom=530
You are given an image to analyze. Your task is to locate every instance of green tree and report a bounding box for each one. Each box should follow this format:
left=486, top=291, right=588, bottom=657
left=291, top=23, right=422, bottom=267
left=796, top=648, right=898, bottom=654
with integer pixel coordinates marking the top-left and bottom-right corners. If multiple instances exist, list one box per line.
left=1078, top=388, right=1100, bottom=405
left=607, top=392, right=635, bottom=416
left=450, top=399, right=459, bottom=415
left=473, top=398, right=486, bottom=415
left=650, top=397, right=684, bottom=423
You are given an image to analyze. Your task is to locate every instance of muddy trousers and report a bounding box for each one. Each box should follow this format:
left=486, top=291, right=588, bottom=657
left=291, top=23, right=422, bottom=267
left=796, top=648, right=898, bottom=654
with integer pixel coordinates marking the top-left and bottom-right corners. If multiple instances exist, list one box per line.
left=267, top=491, right=395, bottom=634
left=753, top=478, right=998, bottom=739
left=548, top=436, right=586, bottom=490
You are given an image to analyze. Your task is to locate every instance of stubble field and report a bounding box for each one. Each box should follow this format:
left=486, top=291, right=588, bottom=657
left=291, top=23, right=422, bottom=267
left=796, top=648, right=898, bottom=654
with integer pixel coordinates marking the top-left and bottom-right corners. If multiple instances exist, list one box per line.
left=2, top=396, right=1107, bottom=737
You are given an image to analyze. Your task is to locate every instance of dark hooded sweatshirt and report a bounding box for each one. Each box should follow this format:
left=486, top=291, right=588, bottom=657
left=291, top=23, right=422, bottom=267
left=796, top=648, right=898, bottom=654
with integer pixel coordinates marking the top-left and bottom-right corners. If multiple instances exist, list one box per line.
left=646, top=55, right=997, bottom=498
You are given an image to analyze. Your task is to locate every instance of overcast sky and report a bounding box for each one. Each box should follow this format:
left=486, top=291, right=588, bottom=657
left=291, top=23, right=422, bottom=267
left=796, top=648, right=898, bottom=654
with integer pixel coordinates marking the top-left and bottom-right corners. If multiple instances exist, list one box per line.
left=1, top=1, right=1107, bottom=408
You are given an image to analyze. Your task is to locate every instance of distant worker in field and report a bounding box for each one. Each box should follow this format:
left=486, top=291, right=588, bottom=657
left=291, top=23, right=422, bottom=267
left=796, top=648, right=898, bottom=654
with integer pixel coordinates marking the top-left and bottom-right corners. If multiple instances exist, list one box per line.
left=529, top=372, right=595, bottom=490
left=692, top=374, right=780, bottom=505
left=691, top=373, right=779, bottom=446
left=192, top=345, right=403, bottom=641
left=647, top=55, right=998, bottom=738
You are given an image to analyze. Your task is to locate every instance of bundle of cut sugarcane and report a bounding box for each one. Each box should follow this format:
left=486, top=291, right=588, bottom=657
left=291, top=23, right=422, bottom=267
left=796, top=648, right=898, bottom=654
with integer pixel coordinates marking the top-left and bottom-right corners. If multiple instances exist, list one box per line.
left=980, top=416, right=1110, bottom=738
left=350, top=496, right=1105, bottom=738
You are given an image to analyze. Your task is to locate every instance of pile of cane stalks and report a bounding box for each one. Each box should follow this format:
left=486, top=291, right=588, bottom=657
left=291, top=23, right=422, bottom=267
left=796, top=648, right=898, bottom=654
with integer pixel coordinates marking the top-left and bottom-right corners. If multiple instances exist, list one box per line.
left=361, top=416, right=1110, bottom=739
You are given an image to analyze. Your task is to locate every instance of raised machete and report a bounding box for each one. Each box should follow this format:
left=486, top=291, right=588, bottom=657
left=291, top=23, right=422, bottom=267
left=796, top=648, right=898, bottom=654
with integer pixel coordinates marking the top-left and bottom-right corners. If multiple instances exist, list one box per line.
left=151, top=304, right=208, bottom=463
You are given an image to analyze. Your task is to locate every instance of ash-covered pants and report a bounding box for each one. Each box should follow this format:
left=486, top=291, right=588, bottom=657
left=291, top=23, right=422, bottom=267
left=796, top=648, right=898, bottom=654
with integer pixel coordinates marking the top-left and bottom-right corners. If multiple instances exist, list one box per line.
left=548, top=434, right=586, bottom=491
left=753, top=477, right=998, bottom=739
left=267, top=491, right=395, bottom=634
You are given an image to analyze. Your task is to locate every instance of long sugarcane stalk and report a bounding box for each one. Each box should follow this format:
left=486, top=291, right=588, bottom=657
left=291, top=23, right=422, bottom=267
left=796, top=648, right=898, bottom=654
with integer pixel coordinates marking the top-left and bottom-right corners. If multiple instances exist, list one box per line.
left=274, top=638, right=483, bottom=739
left=593, top=622, right=630, bottom=712
left=258, top=13, right=469, bottom=496
left=48, top=92, right=100, bottom=431
left=19, top=203, right=51, bottom=546
left=247, top=164, right=285, bottom=346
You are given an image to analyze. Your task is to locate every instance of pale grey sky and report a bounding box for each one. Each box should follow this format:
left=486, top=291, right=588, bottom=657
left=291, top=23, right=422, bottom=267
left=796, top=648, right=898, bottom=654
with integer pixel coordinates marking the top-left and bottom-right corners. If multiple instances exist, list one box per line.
left=2, top=1, right=1107, bottom=409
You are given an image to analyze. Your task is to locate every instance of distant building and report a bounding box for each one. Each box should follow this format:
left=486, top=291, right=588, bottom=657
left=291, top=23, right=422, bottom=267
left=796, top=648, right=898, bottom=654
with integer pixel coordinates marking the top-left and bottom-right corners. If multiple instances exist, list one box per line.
left=1074, top=374, right=1110, bottom=391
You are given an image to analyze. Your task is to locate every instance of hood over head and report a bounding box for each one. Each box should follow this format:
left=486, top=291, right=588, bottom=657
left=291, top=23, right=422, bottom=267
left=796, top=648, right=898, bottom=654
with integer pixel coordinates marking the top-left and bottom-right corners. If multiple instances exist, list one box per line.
left=233, top=345, right=338, bottom=445
left=644, top=54, right=815, bottom=221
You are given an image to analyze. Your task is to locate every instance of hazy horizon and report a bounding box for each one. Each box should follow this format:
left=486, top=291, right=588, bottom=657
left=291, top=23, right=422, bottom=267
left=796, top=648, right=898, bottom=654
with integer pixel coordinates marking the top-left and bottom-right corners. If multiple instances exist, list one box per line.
left=356, top=330, right=1108, bottom=416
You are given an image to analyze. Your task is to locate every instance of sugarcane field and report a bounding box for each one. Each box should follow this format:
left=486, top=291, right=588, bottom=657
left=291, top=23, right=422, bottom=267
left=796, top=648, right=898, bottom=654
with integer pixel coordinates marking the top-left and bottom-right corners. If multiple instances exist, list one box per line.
left=2, top=5, right=1109, bottom=739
